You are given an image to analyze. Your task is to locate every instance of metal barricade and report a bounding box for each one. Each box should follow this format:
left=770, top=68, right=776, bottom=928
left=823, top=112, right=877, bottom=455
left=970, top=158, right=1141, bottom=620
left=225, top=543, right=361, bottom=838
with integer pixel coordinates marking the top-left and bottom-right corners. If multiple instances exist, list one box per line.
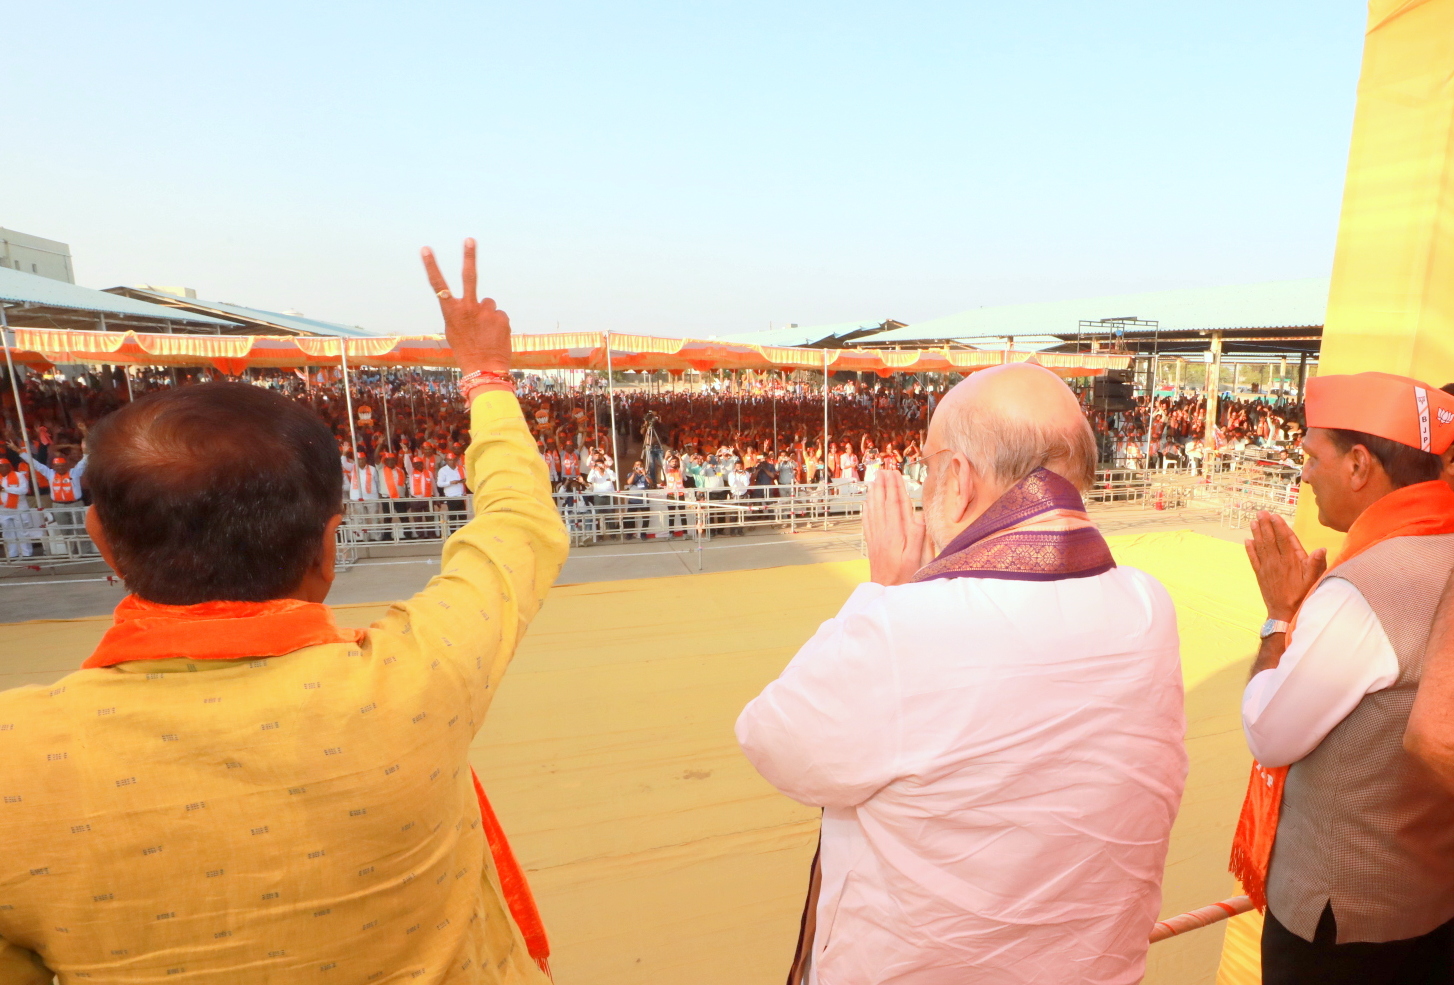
left=0, top=504, right=97, bottom=566
left=1209, top=453, right=1301, bottom=528
left=2, top=461, right=1289, bottom=572
left=553, top=481, right=890, bottom=549
left=340, top=494, right=476, bottom=548
left=0, top=495, right=480, bottom=572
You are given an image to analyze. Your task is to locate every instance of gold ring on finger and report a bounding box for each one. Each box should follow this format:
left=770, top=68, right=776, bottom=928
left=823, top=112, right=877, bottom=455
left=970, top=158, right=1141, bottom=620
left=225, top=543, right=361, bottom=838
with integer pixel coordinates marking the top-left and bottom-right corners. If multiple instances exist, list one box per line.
left=436, top=289, right=452, bottom=299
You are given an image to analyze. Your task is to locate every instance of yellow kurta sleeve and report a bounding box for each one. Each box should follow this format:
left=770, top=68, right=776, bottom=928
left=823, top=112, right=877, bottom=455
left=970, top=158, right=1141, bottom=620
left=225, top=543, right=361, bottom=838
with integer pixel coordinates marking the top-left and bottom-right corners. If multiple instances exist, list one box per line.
left=366, top=389, right=568, bottom=729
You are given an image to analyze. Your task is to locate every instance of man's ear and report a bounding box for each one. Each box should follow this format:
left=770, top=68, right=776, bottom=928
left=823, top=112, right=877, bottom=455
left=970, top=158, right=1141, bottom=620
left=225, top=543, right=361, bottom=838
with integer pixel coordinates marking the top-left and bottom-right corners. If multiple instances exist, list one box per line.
left=948, top=455, right=978, bottom=524
left=85, top=506, right=124, bottom=578
left=317, top=514, right=344, bottom=585
left=1347, top=444, right=1377, bottom=493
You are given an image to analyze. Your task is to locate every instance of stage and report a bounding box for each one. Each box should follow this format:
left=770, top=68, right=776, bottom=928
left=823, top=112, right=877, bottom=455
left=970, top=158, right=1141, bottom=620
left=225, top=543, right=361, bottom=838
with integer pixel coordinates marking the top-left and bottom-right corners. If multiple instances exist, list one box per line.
left=0, top=529, right=1263, bottom=984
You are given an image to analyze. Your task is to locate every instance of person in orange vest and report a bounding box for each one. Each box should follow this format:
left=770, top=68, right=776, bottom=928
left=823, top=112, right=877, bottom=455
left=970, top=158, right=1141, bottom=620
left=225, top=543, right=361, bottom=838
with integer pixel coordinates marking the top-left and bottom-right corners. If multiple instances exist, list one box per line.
left=378, top=450, right=408, bottom=542
left=0, top=456, right=33, bottom=559
left=13, top=443, right=88, bottom=557
left=348, top=448, right=382, bottom=542
left=406, top=453, right=436, bottom=539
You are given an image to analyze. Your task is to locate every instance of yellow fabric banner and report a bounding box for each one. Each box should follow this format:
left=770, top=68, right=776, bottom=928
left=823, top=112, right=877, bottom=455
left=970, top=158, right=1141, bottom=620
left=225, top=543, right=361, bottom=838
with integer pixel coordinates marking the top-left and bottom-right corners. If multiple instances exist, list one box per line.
left=1294, top=0, right=1454, bottom=555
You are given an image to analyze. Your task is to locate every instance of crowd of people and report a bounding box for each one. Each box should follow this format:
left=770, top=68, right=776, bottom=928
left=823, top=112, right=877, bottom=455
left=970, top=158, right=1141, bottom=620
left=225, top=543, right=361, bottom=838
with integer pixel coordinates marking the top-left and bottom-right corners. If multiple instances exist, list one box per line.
left=0, top=364, right=1306, bottom=556
left=1092, top=391, right=1305, bottom=470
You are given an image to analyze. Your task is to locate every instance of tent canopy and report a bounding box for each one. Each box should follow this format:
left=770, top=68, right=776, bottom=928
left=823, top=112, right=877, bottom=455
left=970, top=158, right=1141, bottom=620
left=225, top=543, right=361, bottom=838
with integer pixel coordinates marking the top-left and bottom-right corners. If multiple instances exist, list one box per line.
left=4, top=327, right=1132, bottom=378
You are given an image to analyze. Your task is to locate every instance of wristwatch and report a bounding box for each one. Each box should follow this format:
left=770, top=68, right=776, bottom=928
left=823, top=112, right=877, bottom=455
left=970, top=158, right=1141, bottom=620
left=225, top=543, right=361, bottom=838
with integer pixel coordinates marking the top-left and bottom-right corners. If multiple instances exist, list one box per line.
left=1259, top=618, right=1291, bottom=639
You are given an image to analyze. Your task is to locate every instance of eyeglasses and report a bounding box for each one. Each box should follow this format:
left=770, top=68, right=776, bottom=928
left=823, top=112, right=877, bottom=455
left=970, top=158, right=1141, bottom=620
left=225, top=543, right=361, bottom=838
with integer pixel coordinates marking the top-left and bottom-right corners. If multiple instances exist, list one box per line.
left=919, top=448, right=955, bottom=468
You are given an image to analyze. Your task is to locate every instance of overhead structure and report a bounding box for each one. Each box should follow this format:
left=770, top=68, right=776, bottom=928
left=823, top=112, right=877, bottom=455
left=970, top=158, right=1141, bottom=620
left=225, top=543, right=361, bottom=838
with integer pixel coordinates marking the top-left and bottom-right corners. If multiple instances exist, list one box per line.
left=2, top=327, right=1133, bottom=378
left=0, top=266, right=239, bottom=334
left=718, top=318, right=907, bottom=349
left=107, top=287, right=382, bottom=338
left=857, top=278, right=1329, bottom=359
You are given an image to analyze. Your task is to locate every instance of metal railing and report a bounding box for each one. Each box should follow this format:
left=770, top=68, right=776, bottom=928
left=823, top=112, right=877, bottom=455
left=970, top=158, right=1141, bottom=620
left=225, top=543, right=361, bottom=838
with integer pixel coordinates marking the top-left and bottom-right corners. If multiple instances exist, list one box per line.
left=0, top=505, right=95, bottom=565
left=0, top=461, right=1296, bottom=572
left=1206, top=452, right=1301, bottom=528
left=553, top=481, right=884, bottom=549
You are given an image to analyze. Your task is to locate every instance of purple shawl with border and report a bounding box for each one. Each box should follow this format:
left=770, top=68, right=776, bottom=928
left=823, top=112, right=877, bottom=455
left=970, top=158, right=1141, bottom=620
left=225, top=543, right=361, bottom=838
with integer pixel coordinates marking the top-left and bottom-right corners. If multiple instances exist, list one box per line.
left=912, top=467, right=1115, bottom=583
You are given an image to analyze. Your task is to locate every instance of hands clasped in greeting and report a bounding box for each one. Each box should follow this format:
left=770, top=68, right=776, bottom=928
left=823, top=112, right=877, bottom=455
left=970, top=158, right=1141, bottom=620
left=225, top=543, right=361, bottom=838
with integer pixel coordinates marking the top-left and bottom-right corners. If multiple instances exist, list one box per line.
left=864, top=469, right=931, bottom=586
left=1244, top=509, right=1327, bottom=621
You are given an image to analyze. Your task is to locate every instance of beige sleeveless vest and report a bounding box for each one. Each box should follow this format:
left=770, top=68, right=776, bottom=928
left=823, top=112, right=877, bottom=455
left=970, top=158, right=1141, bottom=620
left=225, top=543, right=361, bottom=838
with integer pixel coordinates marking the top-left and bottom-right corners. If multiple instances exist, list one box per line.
left=1267, top=533, right=1454, bottom=943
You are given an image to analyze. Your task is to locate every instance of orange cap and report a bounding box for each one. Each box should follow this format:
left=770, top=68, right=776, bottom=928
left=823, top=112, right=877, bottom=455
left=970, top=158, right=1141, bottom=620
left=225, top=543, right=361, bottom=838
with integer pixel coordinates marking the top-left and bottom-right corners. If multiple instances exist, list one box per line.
left=1306, top=372, right=1454, bottom=454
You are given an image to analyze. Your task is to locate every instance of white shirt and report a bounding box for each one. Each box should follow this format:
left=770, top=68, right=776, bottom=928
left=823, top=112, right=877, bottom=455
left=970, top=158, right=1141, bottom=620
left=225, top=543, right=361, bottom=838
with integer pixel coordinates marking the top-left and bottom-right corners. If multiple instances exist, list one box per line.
left=737, top=569, right=1187, bottom=985
left=19, top=453, right=87, bottom=497
left=588, top=467, right=616, bottom=494
left=351, top=464, right=379, bottom=502
left=1241, top=577, right=1398, bottom=768
left=437, top=464, right=466, bottom=498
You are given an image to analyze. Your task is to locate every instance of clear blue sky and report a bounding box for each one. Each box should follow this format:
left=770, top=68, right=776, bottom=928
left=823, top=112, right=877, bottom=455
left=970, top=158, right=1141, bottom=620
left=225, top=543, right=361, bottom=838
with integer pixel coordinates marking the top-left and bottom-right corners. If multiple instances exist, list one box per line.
left=2, top=1, right=1365, bottom=337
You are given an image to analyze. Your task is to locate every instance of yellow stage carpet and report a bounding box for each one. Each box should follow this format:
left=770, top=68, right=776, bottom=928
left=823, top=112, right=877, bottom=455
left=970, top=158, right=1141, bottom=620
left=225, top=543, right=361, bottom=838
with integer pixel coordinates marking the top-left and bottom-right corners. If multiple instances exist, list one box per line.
left=0, top=530, right=1265, bottom=984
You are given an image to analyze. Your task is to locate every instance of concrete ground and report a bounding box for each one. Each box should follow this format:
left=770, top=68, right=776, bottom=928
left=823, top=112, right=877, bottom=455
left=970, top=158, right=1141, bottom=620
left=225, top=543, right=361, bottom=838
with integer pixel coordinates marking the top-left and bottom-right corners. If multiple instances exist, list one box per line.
left=0, top=503, right=1244, bottom=624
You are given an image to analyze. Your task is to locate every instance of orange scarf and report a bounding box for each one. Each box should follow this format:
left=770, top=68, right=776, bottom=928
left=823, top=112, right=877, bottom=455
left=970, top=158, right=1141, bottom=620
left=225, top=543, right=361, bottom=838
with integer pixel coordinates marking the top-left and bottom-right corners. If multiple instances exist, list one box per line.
left=83, top=595, right=553, bottom=977
left=1230, top=480, right=1454, bottom=910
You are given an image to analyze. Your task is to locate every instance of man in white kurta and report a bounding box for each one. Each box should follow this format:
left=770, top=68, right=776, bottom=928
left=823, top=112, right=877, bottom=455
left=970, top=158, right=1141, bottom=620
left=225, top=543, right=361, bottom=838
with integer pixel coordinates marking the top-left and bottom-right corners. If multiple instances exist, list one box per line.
left=737, top=365, right=1187, bottom=985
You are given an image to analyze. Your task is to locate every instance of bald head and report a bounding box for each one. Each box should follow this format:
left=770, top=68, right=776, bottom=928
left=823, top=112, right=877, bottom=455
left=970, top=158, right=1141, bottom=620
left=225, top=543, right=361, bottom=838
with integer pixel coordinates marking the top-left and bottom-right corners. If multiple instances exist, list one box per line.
left=929, top=364, right=1096, bottom=490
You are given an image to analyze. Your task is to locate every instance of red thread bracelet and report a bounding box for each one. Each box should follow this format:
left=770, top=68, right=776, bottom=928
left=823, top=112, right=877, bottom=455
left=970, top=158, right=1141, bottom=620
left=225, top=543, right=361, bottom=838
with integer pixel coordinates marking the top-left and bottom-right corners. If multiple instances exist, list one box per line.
left=458, top=370, right=515, bottom=400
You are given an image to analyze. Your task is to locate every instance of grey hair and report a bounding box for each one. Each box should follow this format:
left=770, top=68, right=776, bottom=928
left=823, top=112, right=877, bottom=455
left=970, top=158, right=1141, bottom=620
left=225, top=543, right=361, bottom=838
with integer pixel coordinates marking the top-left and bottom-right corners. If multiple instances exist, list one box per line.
left=937, top=401, right=1097, bottom=491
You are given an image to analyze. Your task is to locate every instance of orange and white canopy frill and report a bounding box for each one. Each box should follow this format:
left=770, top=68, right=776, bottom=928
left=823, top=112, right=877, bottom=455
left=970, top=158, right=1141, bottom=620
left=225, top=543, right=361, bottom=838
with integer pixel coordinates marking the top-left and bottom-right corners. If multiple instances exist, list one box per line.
left=5, top=328, right=1130, bottom=379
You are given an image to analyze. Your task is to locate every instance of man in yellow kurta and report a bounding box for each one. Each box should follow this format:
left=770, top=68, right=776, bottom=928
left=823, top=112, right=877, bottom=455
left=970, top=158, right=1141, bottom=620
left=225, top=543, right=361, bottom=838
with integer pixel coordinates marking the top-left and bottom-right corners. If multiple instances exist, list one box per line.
left=0, top=241, right=568, bottom=984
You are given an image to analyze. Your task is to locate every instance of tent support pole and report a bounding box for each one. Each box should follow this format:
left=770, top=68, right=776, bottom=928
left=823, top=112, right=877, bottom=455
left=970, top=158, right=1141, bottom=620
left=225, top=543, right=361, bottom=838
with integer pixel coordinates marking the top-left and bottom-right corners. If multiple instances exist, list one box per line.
left=1204, top=331, right=1223, bottom=460
left=1, top=307, right=42, bottom=511
left=165, top=321, right=180, bottom=387
left=382, top=372, right=393, bottom=450
left=340, top=343, right=360, bottom=475
left=822, top=347, right=830, bottom=527
left=772, top=371, right=778, bottom=459
left=605, top=332, right=621, bottom=483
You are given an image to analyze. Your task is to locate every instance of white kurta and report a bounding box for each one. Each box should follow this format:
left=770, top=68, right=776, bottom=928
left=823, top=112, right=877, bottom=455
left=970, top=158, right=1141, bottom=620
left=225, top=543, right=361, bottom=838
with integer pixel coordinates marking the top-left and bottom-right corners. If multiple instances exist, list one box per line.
left=736, top=568, right=1187, bottom=985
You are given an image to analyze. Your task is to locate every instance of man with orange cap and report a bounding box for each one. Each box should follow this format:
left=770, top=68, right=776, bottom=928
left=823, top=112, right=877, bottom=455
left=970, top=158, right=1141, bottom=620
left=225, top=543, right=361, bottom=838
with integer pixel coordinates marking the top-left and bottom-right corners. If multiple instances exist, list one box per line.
left=1233, top=372, right=1454, bottom=984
